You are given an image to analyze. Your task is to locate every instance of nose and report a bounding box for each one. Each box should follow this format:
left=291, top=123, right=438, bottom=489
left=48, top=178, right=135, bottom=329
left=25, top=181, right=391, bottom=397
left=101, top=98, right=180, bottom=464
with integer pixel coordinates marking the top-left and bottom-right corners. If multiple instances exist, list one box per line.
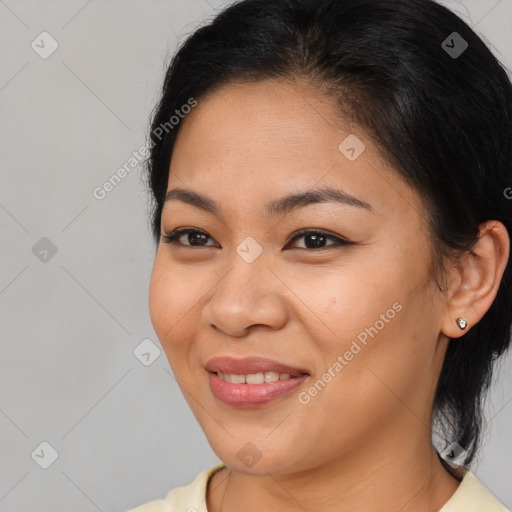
left=202, top=253, right=289, bottom=337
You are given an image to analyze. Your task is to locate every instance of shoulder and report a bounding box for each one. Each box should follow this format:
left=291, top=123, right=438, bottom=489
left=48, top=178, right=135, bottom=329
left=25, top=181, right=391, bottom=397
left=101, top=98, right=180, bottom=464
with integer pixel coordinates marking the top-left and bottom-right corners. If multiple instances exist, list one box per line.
left=440, top=469, right=510, bottom=512
left=126, top=463, right=226, bottom=512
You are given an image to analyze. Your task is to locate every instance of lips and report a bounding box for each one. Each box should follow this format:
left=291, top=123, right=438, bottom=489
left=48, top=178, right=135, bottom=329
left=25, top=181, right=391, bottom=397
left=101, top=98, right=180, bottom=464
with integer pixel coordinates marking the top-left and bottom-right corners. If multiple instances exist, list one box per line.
left=205, top=356, right=310, bottom=407
left=205, top=356, right=309, bottom=377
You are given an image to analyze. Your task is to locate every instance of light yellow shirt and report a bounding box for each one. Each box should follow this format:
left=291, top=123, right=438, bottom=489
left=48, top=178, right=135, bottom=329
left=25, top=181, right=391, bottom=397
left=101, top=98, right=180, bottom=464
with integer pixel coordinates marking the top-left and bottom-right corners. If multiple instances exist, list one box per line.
left=127, top=464, right=510, bottom=511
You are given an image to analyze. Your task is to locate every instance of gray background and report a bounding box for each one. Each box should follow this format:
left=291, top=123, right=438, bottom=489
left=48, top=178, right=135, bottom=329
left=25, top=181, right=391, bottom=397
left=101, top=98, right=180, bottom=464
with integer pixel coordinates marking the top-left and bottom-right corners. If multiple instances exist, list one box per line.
left=0, top=1, right=511, bottom=511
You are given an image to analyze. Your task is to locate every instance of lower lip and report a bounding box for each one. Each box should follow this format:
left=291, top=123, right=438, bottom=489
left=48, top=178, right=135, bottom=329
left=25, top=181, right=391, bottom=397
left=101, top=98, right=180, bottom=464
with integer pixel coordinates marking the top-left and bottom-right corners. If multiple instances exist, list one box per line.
left=208, top=371, right=309, bottom=407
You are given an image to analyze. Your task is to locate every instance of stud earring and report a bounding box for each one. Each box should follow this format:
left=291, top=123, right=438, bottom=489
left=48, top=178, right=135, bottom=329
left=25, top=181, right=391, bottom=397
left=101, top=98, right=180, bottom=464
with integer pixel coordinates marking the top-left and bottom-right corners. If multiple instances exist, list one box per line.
left=456, top=317, right=468, bottom=330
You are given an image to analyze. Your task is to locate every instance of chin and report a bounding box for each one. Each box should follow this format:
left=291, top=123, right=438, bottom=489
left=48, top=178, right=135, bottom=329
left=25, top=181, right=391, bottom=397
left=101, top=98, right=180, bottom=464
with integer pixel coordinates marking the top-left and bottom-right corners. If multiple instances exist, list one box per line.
left=223, top=457, right=289, bottom=476
left=208, top=439, right=306, bottom=476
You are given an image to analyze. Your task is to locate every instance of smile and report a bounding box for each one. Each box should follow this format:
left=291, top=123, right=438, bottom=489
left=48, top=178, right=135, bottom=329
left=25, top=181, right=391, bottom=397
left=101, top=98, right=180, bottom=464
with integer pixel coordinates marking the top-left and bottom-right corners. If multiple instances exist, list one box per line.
left=208, top=371, right=309, bottom=407
left=216, top=371, right=295, bottom=383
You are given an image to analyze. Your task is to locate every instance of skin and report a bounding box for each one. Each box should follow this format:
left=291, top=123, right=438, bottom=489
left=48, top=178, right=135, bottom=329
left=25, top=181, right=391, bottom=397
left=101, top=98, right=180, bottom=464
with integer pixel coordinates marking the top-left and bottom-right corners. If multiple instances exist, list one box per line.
left=148, top=78, right=510, bottom=512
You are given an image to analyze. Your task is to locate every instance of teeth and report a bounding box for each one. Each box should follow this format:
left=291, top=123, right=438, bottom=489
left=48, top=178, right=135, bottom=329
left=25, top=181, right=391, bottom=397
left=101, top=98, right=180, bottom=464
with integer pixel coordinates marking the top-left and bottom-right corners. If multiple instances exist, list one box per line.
left=217, top=371, right=295, bottom=383
left=264, top=371, right=279, bottom=383
left=246, top=372, right=264, bottom=384
left=230, top=373, right=246, bottom=384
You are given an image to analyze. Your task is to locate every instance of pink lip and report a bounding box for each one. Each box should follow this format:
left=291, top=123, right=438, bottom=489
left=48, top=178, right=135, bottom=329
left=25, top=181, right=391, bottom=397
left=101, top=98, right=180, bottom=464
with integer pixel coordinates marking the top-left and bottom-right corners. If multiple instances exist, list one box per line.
left=205, top=356, right=310, bottom=408
left=208, top=372, right=309, bottom=407
left=205, top=356, right=309, bottom=376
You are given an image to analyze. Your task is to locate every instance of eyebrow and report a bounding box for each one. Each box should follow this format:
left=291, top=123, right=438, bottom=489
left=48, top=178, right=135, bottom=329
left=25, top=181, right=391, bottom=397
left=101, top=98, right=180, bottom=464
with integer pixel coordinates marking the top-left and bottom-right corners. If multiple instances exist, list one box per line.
left=163, top=186, right=374, bottom=218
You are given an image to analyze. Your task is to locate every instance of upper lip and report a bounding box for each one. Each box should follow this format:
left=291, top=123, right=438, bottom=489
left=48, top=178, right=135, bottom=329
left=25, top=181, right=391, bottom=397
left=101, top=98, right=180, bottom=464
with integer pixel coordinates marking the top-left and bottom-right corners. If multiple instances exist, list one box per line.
left=205, top=356, right=309, bottom=376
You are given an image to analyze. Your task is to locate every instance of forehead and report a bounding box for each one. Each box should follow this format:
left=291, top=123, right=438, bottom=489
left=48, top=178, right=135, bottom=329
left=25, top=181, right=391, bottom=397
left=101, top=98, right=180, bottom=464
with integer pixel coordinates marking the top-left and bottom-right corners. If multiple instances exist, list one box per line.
left=174, top=79, right=344, bottom=161
left=167, top=79, right=424, bottom=222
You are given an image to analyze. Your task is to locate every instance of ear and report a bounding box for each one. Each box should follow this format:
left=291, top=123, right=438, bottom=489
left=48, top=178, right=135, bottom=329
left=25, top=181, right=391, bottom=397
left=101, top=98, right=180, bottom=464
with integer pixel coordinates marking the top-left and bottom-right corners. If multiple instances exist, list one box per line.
left=441, top=220, right=510, bottom=339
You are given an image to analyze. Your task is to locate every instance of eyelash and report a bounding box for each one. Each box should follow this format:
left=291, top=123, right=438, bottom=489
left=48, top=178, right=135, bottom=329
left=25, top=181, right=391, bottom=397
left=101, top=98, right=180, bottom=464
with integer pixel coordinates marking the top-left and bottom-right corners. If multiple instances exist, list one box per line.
left=160, top=227, right=354, bottom=250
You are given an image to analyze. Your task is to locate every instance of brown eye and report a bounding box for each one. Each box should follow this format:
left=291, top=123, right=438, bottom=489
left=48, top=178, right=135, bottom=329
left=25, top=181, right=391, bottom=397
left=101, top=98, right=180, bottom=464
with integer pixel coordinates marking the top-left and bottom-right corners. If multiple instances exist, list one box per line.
left=287, top=229, right=354, bottom=250
left=161, top=228, right=218, bottom=247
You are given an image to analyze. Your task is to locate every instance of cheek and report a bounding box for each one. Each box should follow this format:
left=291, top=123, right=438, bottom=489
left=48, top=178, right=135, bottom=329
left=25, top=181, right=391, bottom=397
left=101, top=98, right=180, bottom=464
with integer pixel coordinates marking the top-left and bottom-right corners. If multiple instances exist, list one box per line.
left=148, top=255, right=210, bottom=375
left=294, top=263, right=414, bottom=389
left=148, top=260, right=170, bottom=339
left=148, top=258, right=190, bottom=352
left=304, top=289, right=435, bottom=441
left=293, top=264, right=396, bottom=348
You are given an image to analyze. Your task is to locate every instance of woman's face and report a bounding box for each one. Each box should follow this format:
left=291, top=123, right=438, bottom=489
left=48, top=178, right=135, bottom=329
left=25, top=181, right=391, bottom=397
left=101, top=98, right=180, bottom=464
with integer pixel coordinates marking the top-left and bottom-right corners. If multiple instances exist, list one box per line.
left=149, top=79, right=450, bottom=475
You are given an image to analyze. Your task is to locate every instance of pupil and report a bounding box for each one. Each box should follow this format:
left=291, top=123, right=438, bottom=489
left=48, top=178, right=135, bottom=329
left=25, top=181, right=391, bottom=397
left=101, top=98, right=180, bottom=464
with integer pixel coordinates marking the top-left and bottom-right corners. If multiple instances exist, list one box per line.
left=189, top=232, right=207, bottom=246
left=306, top=233, right=325, bottom=249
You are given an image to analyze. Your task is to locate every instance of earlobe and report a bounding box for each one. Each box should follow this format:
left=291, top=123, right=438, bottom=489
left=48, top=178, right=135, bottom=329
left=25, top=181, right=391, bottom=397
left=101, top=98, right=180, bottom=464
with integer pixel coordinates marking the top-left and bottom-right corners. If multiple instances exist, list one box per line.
left=440, top=220, right=510, bottom=339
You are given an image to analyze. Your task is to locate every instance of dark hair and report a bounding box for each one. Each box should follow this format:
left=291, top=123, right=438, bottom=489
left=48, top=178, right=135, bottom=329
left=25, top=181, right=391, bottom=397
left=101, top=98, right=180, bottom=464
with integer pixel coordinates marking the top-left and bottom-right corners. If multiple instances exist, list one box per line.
left=143, top=0, right=512, bottom=472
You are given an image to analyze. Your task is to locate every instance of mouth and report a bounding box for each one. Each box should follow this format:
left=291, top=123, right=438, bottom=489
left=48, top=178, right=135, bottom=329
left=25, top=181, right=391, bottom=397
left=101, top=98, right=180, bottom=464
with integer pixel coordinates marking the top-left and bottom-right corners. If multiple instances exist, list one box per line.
left=205, top=356, right=310, bottom=407
left=205, top=355, right=309, bottom=376
left=213, top=370, right=305, bottom=384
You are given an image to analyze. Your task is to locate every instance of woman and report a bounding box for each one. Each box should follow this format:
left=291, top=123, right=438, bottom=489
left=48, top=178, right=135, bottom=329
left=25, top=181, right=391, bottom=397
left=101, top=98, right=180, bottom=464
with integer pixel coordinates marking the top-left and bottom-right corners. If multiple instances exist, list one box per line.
left=128, top=0, right=512, bottom=510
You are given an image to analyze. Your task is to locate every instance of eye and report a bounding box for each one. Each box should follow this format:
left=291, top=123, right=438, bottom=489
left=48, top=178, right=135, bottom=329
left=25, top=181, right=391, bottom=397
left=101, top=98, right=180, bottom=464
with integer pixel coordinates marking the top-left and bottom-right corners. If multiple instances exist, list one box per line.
left=161, top=227, right=353, bottom=250
left=161, top=227, right=218, bottom=247
left=286, top=228, right=354, bottom=250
